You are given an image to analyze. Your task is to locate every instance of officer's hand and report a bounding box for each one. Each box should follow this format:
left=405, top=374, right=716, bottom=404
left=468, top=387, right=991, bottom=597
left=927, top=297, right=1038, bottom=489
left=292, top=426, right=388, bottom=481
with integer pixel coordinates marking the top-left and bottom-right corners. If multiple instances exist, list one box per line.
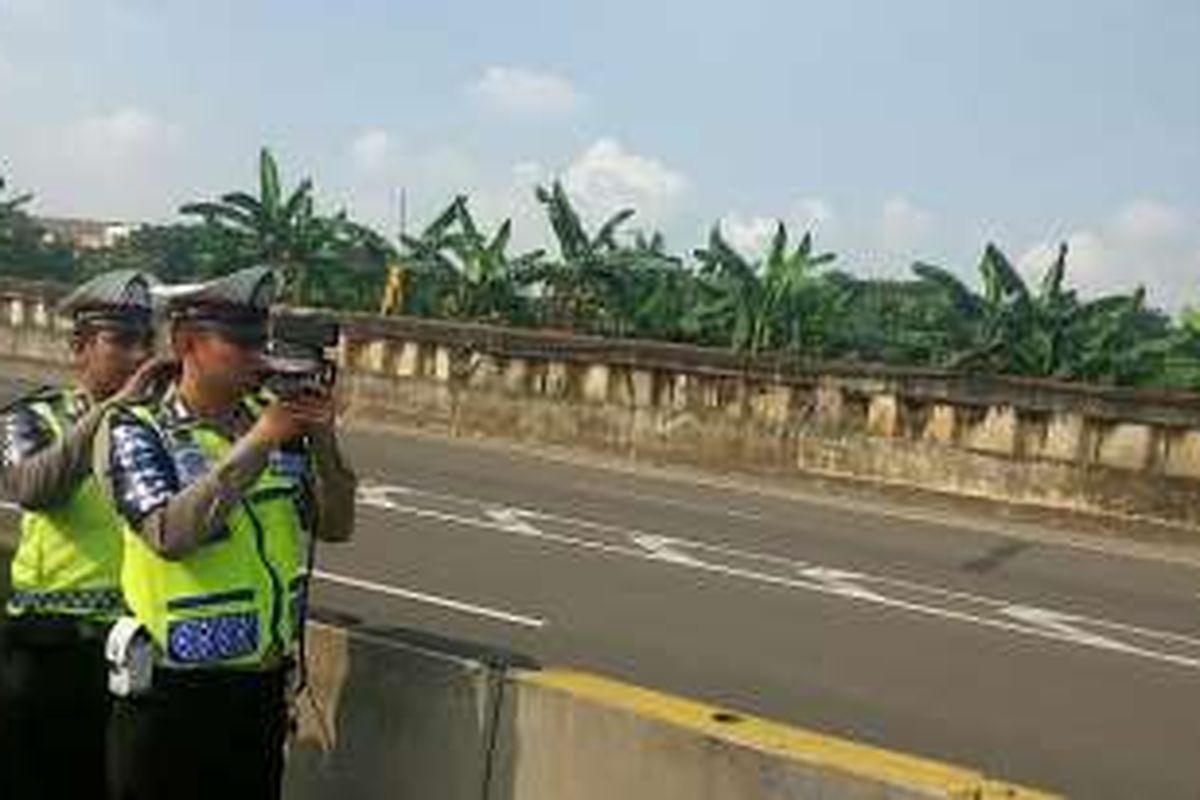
left=249, top=400, right=307, bottom=446
left=249, top=390, right=334, bottom=446
left=279, top=388, right=335, bottom=434
left=111, top=357, right=178, bottom=406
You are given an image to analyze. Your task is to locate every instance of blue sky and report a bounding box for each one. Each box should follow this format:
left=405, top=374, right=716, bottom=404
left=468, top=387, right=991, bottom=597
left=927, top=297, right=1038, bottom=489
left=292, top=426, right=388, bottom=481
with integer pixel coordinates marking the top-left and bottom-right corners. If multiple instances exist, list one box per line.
left=1, top=0, right=1197, bottom=306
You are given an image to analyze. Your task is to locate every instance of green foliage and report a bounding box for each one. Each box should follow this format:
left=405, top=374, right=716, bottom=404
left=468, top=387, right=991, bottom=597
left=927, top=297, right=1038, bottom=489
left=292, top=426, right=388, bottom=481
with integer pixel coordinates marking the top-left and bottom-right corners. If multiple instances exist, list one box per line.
left=0, top=173, right=75, bottom=282
left=0, top=153, right=1196, bottom=391
left=692, top=222, right=843, bottom=354
left=531, top=181, right=640, bottom=332
left=912, top=242, right=1180, bottom=385
left=180, top=148, right=389, bottom=308
left=76, top=223, right=244, bottom=282
left=398, top=195, right=544, bottom=324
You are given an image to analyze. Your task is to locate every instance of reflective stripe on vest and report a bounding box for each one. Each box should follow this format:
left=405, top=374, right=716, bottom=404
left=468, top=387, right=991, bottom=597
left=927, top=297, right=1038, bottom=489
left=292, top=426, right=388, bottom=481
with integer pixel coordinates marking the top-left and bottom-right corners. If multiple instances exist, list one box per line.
left=8, top=587, right=124, bottom=615
left=118, top=401, right=308, bottom=669
left=8, top=395, right=126, bottom=620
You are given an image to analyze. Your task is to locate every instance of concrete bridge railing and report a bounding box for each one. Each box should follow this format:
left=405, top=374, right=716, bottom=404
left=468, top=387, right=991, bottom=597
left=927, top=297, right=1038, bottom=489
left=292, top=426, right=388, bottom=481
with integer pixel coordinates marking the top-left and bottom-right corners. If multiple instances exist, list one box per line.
left=3, top=277, right=1200, bottom=530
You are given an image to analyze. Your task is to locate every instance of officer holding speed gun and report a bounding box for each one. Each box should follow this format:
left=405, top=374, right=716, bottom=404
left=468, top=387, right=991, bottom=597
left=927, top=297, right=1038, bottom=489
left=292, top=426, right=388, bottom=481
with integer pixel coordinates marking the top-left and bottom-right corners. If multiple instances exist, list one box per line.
left=0, top=270, right=163, bottom=798
left=94, top=265, right=356, bottom=800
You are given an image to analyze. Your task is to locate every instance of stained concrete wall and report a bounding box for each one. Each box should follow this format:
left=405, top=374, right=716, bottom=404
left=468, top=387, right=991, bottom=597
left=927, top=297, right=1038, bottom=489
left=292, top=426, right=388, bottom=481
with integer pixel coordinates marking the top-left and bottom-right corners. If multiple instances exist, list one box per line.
left=284, top=620, right=519, bottom=800
left=4, top=277, right=1200, bottom=529
left=288, top=621, right=1059, bottom=800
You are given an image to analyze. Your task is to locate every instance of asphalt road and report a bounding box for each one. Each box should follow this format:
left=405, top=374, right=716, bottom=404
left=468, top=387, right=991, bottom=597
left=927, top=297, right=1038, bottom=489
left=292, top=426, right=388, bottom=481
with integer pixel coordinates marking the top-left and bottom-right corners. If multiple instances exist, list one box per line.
left=4, top=374, right=1200, bottom=798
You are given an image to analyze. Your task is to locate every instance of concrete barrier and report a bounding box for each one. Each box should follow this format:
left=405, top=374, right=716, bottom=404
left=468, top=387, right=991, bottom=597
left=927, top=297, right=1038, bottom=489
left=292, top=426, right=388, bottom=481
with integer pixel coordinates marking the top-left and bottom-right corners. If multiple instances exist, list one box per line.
left=289, top=620, right=1062, bottom=800
left=285, top=617, right=528, bottom=800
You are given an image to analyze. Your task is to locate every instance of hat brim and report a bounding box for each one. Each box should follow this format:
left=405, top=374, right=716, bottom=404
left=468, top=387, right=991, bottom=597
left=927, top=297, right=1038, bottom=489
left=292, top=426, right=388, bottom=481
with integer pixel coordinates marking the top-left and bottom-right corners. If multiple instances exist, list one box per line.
left=176, top=319, right=268, bottom=348
left=74, top=308, right=153, bottom=334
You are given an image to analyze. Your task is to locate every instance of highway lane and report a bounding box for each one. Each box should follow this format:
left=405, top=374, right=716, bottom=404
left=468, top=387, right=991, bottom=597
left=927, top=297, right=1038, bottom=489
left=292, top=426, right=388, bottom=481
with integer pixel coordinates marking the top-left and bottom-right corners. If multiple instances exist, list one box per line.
left=3, top=375, right=1200, bottom=797
left=317, top=429, right=1200, bottom=799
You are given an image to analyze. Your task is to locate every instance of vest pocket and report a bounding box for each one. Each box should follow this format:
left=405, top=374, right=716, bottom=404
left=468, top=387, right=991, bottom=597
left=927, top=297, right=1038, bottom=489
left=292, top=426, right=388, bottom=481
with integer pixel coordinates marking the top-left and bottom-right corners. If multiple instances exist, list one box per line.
left=166, top=588, right=255, bottom=611
left=165, top=588, right=259, bottom=664
left=167, top=612, right=259, bottom=664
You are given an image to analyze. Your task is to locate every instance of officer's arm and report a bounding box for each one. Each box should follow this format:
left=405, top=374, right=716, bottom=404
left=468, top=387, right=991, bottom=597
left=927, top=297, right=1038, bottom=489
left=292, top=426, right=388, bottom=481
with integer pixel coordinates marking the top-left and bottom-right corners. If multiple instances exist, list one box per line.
left=96, top=409, right=274, bottom=560
left=0, top=401, right=107, bottom=510
left=309, top=428, right=356, bottom=542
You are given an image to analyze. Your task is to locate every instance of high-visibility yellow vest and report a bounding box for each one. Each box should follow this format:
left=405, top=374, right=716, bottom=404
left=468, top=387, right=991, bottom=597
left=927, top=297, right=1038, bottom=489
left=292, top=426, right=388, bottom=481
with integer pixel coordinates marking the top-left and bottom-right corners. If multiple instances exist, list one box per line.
left=8, top=389, right=125, bottom=620
left=118, top=400, right=307, bottom=669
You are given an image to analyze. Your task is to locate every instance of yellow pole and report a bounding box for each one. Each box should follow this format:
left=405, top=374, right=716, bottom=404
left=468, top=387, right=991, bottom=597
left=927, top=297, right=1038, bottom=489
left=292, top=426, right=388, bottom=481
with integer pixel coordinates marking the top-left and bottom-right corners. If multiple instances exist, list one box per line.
left=380, top=262, right=405, bottom=315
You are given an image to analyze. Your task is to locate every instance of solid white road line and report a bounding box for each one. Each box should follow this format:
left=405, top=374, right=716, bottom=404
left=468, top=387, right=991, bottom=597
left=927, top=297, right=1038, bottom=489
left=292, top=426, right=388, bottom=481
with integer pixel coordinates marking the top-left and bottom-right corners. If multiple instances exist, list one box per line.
left=311, top=569, right=547, bottom=630
left=0, top=496, right=546, bottom=631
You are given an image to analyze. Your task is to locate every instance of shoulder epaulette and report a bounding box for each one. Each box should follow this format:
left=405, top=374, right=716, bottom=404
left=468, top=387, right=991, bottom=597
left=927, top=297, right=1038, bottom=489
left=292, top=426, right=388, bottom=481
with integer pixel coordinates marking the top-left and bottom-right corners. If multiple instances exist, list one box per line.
left=0, top=385, right=65, bottom=415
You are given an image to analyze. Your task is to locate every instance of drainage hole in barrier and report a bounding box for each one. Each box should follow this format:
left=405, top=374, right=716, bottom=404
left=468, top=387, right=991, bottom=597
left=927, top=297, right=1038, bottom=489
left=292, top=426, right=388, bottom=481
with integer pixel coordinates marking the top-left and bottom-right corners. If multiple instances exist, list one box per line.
left=712, top=712, right=743, bottom=724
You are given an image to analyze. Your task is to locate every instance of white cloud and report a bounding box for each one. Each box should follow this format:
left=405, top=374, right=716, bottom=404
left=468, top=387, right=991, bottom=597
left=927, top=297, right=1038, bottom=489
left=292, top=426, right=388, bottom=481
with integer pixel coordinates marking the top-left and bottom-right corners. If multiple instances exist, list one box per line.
left=1017, top=202, right=1200, bottom=309
left=881, top=196, right=934, bottom=253
left=338, top=137, right=684, bottom=255
left=18, top=106, right=185, bottom=218
left=336, top=129, right=492, bottom=237
left=1016, top=240, right=1059, bottom=279
left=1018, top=234, right=1113, bottom=280
left=562, top=138, right=686, bottom=228
left=348, top=128, right=393, bottom=173
left=343, top=129, right=478, bottom=191
left=792, top=197, right=834, bottom=231
left=66, top=107, right=179, bottom=162
left=1112, top=198, right=1188, bottom=243
left=1017, top=232, right=1119, bottom=295
left=720, top=214, right=778, bottom=255
left=468, top=66, right=582, bottom=116
left=469, top=161, right=553, bottom=252
left=1065, top=232, right=1115, bottom=285
left=717, top=200, right=835, bottom=257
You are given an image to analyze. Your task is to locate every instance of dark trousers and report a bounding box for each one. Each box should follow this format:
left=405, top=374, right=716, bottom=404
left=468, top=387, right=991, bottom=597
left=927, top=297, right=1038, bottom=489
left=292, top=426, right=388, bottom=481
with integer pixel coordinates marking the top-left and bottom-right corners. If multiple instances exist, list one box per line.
left=107, top=665, right=289, bottom=800
left=0, top=613, right=112, bottom=799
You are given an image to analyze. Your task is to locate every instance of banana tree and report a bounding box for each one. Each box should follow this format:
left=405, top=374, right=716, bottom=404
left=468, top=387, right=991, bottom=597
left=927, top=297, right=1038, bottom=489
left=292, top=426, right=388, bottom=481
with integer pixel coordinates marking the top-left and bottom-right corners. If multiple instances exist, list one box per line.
left=913, top=244, right=1036, bottom=371
left=304, top=214, right=396, bottom=311
left=760, top=224, right=841, bottom=354
left=913, top=242, right=1175, bottom=383
left=693, top=222, right=840, bottom=354
left=398, top=195, right=543, bottom=324
left=180, top=147, right=380, bottom=305
left=394, top=197, right=465, bottom=317
left=691, top=225, right=763, bottom=349
left=533, top=181, right=636, bottom=332
left=589, top=229, right=701, bottom=340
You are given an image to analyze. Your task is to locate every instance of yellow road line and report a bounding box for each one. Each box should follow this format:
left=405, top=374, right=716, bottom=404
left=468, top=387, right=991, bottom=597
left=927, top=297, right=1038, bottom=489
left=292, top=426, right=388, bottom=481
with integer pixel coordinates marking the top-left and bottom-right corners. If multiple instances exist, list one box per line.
left=521, top=669, right=1062, bottom=799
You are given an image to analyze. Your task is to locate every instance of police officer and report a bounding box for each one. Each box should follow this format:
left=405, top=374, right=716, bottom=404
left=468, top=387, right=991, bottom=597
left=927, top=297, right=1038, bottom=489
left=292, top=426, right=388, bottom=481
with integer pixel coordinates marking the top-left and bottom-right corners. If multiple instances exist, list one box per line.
left=0, top=270, right=161, bottom=798
left=95, top=265, right=356, bottom=800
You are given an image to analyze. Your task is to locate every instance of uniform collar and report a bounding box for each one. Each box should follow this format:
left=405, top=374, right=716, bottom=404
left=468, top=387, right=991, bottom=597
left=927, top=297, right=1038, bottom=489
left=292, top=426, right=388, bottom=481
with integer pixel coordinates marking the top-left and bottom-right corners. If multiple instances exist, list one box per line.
left=62, top=385, right=93, bottom=419
left=160, top=381, right=254, bottom=438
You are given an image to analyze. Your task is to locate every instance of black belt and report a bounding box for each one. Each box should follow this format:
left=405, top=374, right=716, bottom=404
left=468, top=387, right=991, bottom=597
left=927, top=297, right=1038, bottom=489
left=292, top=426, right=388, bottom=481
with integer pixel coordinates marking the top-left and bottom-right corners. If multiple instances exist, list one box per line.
left=151, top=662, right=292, bottom=697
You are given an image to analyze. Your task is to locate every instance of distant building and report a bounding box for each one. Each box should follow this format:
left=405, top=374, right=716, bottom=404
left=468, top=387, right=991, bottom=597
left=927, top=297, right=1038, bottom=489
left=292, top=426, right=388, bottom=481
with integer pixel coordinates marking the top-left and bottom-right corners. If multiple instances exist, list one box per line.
left=36, top=217, right=140, bottom=250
